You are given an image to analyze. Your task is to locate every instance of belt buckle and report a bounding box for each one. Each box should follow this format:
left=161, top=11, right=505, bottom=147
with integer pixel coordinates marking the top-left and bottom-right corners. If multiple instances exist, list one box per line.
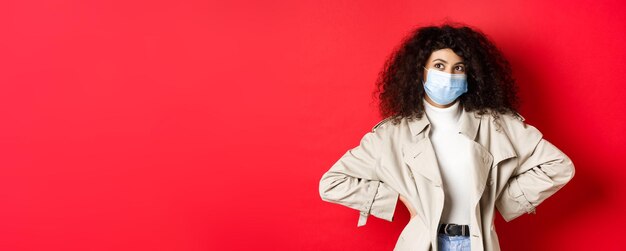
left=444, top=223, right=452, bottom=235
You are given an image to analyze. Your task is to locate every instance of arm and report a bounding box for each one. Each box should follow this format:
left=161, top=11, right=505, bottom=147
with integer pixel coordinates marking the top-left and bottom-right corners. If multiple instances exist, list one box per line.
left=495, top=118, right=576, bottom=222
left=318, top=125, right=400, bottom=227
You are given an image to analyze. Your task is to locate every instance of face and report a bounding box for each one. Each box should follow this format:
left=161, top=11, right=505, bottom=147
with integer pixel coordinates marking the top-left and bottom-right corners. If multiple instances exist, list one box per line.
left=422, top=48, right=466, bottom=82
left=422, top=48, right=467, bottom=108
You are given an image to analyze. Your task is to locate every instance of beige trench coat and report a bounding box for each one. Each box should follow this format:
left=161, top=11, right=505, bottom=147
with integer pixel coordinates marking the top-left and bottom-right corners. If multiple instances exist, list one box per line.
left=318, top=107, right=575, bottom=251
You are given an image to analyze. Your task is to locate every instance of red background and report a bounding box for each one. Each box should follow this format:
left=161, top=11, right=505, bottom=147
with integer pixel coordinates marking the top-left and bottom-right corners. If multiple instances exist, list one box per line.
left=2, top=0, right=625, bottom=250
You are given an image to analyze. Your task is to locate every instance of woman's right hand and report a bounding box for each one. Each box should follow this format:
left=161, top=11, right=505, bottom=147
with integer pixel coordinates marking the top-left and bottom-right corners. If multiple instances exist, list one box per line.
left=399, top=195, right=417, bottom=219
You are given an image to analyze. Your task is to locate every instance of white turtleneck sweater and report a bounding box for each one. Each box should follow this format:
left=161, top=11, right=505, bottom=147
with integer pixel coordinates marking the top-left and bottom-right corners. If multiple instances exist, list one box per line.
left=423, top=98, right=472, bottom=225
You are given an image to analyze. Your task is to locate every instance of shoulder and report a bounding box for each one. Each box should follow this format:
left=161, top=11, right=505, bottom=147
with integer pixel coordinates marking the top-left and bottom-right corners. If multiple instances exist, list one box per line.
left=498, top=111, right=539, bottom=134
left=371, top=115, right=411, bottom=134
left=479, top=109, right=532, bottom=130
left=483, top=110, right=544, bottom=148
left=371, top=116, right=394, bottom=133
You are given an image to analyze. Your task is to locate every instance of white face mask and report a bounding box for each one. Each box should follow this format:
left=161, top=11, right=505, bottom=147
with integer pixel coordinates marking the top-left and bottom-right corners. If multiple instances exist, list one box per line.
left=422, top=66, right=468, bottom=105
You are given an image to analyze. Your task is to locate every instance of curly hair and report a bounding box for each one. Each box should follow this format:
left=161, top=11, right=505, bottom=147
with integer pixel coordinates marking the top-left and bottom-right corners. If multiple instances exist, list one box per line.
left=373, top=22, right=522, bottom=125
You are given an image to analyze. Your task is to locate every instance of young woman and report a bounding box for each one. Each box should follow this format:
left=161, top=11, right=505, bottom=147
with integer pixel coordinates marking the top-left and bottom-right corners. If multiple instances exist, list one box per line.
left=318, top=23, right=575, bottom=251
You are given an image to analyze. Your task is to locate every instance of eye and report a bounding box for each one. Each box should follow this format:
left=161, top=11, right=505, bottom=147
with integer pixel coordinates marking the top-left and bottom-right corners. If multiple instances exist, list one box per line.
left=455, top=65, right=465, bottom=72
left=434, top=63, right=445, bottom=69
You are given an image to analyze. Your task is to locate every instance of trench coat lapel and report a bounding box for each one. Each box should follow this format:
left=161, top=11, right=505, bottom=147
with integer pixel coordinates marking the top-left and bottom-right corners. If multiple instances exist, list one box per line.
left=402, top=106, right=517, bottom=202
left=402, top=106, right=487, bottom=190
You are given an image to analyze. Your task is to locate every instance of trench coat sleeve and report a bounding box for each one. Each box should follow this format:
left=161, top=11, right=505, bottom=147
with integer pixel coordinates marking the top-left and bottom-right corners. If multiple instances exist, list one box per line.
left=319, top=127, right=400, bottom=227
left=495, top=117, right=576, bottom=222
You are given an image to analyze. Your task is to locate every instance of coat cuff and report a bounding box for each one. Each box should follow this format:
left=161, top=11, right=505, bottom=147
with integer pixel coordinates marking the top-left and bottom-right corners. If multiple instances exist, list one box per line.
left=497, top=177, right=537, bottom=222
left=357, top=180, right=400, bottom=227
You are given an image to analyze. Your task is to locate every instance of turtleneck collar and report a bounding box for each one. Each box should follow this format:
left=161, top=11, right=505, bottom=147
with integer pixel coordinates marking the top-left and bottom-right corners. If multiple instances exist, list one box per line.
left=423, top=98, right=462, bottom=128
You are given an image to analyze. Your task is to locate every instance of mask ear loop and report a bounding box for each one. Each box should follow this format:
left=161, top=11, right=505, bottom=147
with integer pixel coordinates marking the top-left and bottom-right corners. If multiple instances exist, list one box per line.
left=421, top=66, right=428, bottom=85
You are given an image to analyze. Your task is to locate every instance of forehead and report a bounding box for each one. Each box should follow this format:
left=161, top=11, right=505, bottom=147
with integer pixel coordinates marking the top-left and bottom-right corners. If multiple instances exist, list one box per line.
left=427, top=48, right=464, bottom=63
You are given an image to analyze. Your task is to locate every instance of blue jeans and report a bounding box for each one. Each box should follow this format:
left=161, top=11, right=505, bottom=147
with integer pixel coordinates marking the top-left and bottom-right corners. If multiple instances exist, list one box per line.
left=437, top=233, right=471, bottom=251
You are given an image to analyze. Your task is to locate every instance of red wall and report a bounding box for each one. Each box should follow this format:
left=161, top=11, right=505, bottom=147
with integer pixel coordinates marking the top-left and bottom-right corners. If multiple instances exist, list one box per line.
left=2, top=0, right=625, bottom=250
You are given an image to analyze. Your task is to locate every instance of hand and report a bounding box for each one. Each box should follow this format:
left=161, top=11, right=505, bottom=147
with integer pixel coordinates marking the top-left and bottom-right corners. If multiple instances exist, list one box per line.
left=399, top=195, right=417, bottom=219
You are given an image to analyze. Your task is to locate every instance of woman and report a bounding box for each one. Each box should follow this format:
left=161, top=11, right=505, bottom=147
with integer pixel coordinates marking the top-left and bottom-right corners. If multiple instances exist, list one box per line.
left=318, top=23, right=575, bottom=251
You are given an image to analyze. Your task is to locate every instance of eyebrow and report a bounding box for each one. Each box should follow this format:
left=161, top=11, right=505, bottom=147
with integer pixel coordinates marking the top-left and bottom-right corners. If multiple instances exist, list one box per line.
left=433, top=58, right=465, bottom=65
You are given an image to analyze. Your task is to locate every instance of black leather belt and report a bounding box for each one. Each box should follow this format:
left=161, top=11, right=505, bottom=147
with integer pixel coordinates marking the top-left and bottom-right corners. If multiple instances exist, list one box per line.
left=438, top=223, right=470, bottom=236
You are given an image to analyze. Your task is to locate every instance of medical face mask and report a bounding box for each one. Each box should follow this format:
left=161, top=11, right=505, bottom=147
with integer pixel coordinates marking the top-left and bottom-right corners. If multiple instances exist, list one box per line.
left=421, top=66, right=468, bottom=105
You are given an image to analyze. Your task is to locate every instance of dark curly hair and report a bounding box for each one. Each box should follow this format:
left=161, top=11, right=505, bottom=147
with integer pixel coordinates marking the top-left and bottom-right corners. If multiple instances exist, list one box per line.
left=373, top=22, right=522, bottom=125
